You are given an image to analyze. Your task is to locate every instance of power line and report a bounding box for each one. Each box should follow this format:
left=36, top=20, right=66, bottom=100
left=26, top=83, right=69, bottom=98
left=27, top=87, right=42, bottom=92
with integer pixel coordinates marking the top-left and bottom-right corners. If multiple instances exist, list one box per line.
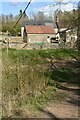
left=11, top=0, right=32, bottom=32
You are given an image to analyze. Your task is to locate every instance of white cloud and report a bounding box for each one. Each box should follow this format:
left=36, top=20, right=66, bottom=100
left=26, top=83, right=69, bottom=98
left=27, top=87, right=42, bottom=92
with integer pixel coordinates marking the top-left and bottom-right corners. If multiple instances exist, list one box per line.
left=63, top=0, right=79, bottom=2
left=33, top=1, right=78, bottom=18
left=61, top=3, right=76, bottom=11
left=39, top=5, right=56, bottom=14
left=36, top=1, right=77, bottom=12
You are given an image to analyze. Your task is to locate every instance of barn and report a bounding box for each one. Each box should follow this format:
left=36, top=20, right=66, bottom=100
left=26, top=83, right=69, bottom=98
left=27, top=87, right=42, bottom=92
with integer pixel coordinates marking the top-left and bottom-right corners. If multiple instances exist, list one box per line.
left=22, top=25, right=56, bottom=43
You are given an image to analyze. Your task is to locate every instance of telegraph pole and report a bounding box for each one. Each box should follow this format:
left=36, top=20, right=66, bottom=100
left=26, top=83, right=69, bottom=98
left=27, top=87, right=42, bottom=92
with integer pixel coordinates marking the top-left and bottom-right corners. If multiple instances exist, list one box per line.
left=6, top=31, right=9, bottom=59
left=77, top=1, right=80, bottom=51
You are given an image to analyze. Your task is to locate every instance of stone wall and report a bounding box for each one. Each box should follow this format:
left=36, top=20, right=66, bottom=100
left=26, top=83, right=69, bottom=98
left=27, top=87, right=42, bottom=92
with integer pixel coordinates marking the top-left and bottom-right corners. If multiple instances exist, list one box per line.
left=27, top=34, right=55, bottom=43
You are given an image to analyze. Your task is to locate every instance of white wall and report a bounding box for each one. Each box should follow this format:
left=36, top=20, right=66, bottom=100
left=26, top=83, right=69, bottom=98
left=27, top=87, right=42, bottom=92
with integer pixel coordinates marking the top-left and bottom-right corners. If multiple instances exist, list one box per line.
left=21, top=27, right=24, bottom=39
left=27, top=34, right=56, bottom=43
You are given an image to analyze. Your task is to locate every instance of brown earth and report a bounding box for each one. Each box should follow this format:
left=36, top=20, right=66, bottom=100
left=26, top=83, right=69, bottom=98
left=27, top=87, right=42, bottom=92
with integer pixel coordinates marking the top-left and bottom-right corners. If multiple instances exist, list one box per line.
left=37, top=58, right=80, bottom=119
left=42, top=83, right=80, bottom=119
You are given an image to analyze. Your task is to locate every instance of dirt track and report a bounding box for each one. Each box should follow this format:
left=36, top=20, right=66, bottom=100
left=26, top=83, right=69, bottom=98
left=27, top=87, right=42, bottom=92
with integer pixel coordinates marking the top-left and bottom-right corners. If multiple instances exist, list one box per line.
left=43, top=84, right=80, bottom=119
left=38, top=57, right=80, bottom=119
left=0, top=49, right=2, bottom=118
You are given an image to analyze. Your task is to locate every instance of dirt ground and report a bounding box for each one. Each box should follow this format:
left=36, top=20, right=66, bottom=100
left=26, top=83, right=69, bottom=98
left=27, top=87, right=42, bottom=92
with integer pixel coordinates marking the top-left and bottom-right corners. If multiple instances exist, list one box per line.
left=23, top=58, right=79, bottom=119
left=42, top=83, right=79, bottom=119
left=38, top=58, right=80, bottom=119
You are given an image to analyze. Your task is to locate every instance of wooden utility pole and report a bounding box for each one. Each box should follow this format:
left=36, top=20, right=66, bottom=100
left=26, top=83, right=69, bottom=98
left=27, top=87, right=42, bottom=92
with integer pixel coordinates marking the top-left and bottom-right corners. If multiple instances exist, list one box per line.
left=6, top=31, right=9, bottom=59
left=0, top=48, right=2, bottom=119
left=77, top=2, right=80, bottom=51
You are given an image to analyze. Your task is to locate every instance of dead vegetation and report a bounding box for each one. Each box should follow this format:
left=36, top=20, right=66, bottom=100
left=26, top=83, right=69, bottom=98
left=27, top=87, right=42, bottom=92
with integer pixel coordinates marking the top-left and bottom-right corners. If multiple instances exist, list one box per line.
left=2, top=48, right=79, bottom=118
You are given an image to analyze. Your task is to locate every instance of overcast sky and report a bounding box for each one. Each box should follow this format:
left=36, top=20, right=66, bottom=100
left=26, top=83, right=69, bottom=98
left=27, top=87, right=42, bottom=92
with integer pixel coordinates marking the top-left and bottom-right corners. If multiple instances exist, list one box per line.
left=0, top=0, right=79, bottom=16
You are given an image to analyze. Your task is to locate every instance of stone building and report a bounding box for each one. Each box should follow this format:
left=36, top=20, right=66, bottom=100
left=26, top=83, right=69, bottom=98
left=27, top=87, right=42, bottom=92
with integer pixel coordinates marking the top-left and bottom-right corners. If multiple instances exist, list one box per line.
left=22, top=25, right=56, bottom=43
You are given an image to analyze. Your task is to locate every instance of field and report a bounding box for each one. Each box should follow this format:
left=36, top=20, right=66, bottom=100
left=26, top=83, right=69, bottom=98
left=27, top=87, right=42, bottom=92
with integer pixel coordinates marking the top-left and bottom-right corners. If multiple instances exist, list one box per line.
left=2, top=48, right=79, bottom=118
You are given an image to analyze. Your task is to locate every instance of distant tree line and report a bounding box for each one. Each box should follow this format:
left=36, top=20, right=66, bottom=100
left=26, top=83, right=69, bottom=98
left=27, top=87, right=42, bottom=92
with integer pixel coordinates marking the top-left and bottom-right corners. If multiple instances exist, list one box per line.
left=0, top=8, right=79, bottom=35
left=0, top=10, right=53, bottom=34
left=1, top=10, right=29, bottom=34
left=54, top=9, right=78, bottom=29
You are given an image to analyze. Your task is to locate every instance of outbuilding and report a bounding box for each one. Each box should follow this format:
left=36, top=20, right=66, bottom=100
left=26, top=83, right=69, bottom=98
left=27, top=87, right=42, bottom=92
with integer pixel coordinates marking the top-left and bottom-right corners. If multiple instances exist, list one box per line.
left=22, top=25, right=56, bottom=43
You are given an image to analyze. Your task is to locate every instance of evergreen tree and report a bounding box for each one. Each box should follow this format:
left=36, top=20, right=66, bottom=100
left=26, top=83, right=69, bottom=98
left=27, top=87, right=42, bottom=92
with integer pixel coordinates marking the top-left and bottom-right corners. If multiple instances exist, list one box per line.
left=19, top=9, right=22, bottom=17
left=9, top=13, right=13, bottom=21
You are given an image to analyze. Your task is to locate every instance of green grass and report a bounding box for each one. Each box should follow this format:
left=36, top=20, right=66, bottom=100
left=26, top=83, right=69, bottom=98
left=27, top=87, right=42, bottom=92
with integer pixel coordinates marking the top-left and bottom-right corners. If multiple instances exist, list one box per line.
left=2, top=48, right=79, bottom=117
left=2, top=48, right=79, bottom=59
left=45, top=67, right=79, bottom=85
left=2, top=48, right=79, bottom=68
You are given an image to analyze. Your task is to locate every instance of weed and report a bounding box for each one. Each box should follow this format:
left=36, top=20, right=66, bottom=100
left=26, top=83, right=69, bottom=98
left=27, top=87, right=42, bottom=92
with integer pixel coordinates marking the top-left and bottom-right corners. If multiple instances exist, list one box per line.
left=2, top=48, right=79, bottom=117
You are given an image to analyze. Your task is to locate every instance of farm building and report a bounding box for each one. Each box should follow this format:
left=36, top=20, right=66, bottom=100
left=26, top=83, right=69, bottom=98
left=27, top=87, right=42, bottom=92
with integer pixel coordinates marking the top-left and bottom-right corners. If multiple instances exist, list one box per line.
left=22, top=25, right=56, bottom=43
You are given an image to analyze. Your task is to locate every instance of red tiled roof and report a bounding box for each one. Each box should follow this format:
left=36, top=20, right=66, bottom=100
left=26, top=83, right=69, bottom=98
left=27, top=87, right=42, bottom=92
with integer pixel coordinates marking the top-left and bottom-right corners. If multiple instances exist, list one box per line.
left=25, top=25, right=55, bottom=34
